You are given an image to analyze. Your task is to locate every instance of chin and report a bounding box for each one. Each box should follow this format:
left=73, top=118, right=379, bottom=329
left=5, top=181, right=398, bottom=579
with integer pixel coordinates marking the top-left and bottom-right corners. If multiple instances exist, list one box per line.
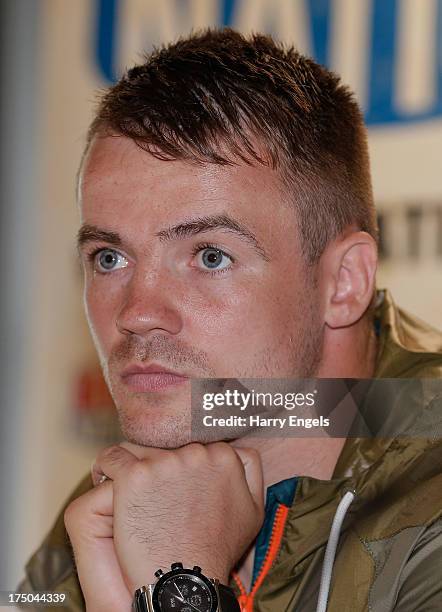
left=117, top=404, right=241, bottom=448
left=115, top=401, right=191, bottom=448
left=121, top=428, right=193, bottom=449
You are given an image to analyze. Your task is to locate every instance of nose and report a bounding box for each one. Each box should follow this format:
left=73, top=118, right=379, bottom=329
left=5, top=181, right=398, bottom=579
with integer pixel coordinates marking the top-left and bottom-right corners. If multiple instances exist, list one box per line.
left=116, top=268, right=183, bottom=338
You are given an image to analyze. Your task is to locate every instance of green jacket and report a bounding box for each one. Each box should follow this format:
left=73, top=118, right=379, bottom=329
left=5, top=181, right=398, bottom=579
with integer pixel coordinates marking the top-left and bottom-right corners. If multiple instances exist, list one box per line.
left=19, top=290, right=442, bottom=611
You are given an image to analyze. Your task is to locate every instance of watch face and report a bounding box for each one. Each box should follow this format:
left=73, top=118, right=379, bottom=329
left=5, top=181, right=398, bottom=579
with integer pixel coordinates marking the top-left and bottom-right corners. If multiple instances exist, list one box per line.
left=152, top=570, right=217, bottom=612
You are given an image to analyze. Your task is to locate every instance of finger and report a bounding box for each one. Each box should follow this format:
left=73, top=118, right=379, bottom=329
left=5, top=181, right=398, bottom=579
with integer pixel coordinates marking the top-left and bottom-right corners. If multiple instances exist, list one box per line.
left=91, top=462, right=110, bottom=487
left=91, top=462, right=111, bottom=487
left=93, top=443, right=173, bottom=489
left=233, top=447, right=264, bottom=509
left=65, top=480, right=114, bottom=541
left=119, top=440, right=170, bottom=461
left=93, top=444, right=140, bottom=484
left=64, top=482, right=132, bottom=610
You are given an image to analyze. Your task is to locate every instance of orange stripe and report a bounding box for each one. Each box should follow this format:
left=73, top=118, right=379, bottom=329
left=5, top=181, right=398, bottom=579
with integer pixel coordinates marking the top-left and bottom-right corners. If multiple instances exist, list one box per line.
left=232, top=504, right=290, bottom=612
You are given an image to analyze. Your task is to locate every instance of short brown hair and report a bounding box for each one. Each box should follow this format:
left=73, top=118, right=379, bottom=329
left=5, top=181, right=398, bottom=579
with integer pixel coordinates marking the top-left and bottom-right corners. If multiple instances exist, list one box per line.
left=86, top=28, right=378, bottom=264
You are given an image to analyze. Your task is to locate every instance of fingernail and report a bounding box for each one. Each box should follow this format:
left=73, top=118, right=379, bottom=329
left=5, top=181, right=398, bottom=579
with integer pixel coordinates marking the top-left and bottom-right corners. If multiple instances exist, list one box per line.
left=91, top=462, right=106, bottom=486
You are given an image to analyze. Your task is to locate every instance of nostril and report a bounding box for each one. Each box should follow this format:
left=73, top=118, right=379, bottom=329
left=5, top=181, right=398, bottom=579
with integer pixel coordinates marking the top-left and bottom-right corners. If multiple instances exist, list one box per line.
left=116, top=318, right=136, bottom=335
left=115, top=305, right=183, bottom=337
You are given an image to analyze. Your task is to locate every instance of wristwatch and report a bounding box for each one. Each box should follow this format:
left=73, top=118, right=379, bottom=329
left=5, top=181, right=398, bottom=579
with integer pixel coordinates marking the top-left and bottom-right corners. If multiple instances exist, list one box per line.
left=133, top=562, right=240, bottom=612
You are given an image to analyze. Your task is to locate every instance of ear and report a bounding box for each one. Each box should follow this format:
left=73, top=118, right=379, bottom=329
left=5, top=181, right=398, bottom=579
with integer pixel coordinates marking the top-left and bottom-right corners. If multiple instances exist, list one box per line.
left=322, top=231, right=378, bottom=328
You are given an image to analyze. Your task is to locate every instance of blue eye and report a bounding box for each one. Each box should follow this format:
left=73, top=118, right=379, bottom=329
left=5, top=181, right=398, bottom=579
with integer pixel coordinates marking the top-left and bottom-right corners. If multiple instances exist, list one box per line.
left=94, top=249, right=128, bottom=273
left=196, top=247, right=232, bottom=271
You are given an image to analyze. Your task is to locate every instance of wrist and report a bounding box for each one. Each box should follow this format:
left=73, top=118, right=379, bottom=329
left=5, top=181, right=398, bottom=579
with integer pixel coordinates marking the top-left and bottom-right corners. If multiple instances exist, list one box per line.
left=128, top=559, right=230, bottom=592
left=133, top=562, right=239, bottom=612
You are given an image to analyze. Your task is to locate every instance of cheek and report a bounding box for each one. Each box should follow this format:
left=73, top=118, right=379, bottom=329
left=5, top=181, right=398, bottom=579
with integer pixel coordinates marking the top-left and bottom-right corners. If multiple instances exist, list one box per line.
left=179, top=279, right=253, bottom=333
left=84, top=281, right=121, bottom=352
left=182, top=278, right=293, bottom=348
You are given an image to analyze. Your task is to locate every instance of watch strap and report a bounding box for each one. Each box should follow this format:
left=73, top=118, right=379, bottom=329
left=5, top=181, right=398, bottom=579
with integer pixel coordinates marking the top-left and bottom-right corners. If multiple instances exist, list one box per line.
left=133, top=571, right=241, bottom=612
left=218, top=583, right=241, bottom=612
left=133, top=587, right=149, bottom=612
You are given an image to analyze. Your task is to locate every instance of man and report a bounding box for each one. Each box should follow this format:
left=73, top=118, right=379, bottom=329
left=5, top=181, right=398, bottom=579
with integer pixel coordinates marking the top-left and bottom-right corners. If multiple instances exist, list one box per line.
left=19, top=29, right=442, bottom=611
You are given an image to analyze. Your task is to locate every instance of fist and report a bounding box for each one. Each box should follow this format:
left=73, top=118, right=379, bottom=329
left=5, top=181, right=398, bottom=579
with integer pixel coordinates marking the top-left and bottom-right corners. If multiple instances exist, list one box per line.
left=64, top=480, right=132, bottom=612
left=92, top=441, right=264, bottom=591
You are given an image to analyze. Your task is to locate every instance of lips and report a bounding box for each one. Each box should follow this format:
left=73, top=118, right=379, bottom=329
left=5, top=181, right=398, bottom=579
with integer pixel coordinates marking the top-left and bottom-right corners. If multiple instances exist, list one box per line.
left=120, top=363, right=189, bottom=392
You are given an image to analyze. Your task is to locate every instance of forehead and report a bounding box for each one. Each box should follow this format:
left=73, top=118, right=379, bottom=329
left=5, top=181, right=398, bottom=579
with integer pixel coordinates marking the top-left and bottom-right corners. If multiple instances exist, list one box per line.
left=79, top=136, right=292, bottom=236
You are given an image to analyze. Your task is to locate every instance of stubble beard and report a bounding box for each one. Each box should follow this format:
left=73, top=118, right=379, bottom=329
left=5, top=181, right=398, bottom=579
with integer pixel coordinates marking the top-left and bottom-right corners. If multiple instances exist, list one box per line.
left=99, top=290, right=324, bottom=449
left=101, top=334, right=212, bottom=448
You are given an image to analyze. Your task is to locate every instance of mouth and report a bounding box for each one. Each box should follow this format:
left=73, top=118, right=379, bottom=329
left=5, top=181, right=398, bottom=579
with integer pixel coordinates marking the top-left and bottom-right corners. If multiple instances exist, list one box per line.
left=120, top=363, right=189, bottom=392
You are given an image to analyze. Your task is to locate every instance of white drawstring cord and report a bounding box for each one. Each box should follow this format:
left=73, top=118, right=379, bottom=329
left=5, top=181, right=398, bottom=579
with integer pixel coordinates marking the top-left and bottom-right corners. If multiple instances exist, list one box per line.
left=316, top=490, right=356, bottom=612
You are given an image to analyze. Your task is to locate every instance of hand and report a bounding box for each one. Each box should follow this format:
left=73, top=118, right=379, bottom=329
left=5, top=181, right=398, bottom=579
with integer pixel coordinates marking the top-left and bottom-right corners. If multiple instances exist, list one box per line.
left=64, top=479, right=132, bottom=612
left=92, top=441, right=264, bottom=592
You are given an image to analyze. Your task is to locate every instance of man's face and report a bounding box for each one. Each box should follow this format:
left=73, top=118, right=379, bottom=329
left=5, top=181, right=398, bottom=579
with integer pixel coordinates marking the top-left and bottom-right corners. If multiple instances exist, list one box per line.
left=78, top=136, right=324, bottom=447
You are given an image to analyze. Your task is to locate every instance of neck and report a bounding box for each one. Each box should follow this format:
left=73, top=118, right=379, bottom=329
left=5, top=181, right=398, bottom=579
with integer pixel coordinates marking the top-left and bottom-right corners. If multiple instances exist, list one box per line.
left=228, top=318, right=378, bottom=590
left=232, top=318, right=378, bottom=487
left=231, top=435, right=346, bottom=500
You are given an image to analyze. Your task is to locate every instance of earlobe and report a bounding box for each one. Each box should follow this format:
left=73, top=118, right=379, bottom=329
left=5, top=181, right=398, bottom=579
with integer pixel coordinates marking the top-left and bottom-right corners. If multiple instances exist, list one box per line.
left=324, top=232, right=378, bottom=329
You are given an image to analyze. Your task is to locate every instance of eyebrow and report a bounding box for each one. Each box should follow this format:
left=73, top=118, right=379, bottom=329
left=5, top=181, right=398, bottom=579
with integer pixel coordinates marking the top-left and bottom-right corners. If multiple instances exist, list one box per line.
left=77, top=214, right=269, bottom=261
left=77, top=225, right=122, bottom=250
left=156, top=213, right=269, bottom=260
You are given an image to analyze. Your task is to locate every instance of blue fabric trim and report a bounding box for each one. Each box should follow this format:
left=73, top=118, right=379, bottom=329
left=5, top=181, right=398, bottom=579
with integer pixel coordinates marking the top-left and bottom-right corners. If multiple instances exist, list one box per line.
left=251, top=477, right=298, bottom=587
left=374, top=316, right=381, bottom=338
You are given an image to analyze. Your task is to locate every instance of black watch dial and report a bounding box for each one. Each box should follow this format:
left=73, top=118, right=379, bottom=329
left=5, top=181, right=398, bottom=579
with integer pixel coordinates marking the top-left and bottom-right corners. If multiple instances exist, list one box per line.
left=152, top=571, right=217, bottom=612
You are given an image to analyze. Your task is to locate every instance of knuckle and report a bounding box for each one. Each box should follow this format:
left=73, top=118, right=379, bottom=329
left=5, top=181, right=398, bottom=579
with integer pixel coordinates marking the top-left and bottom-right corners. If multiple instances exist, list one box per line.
left=243, top=447, right=261, bottom=463
left=99, top=444, right=123, bottom=464
left=63, top=498, right=82, bottom=530
left=209, top=442, right=238, bottom=467
left=126, top=459, right=149, bottom=486
left=179, top=443, right=207, bottom=464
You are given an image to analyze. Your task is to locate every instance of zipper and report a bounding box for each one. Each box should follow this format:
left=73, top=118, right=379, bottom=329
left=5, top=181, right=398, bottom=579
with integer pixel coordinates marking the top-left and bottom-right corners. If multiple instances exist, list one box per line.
left=231, top=503, right=290, bottom=612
